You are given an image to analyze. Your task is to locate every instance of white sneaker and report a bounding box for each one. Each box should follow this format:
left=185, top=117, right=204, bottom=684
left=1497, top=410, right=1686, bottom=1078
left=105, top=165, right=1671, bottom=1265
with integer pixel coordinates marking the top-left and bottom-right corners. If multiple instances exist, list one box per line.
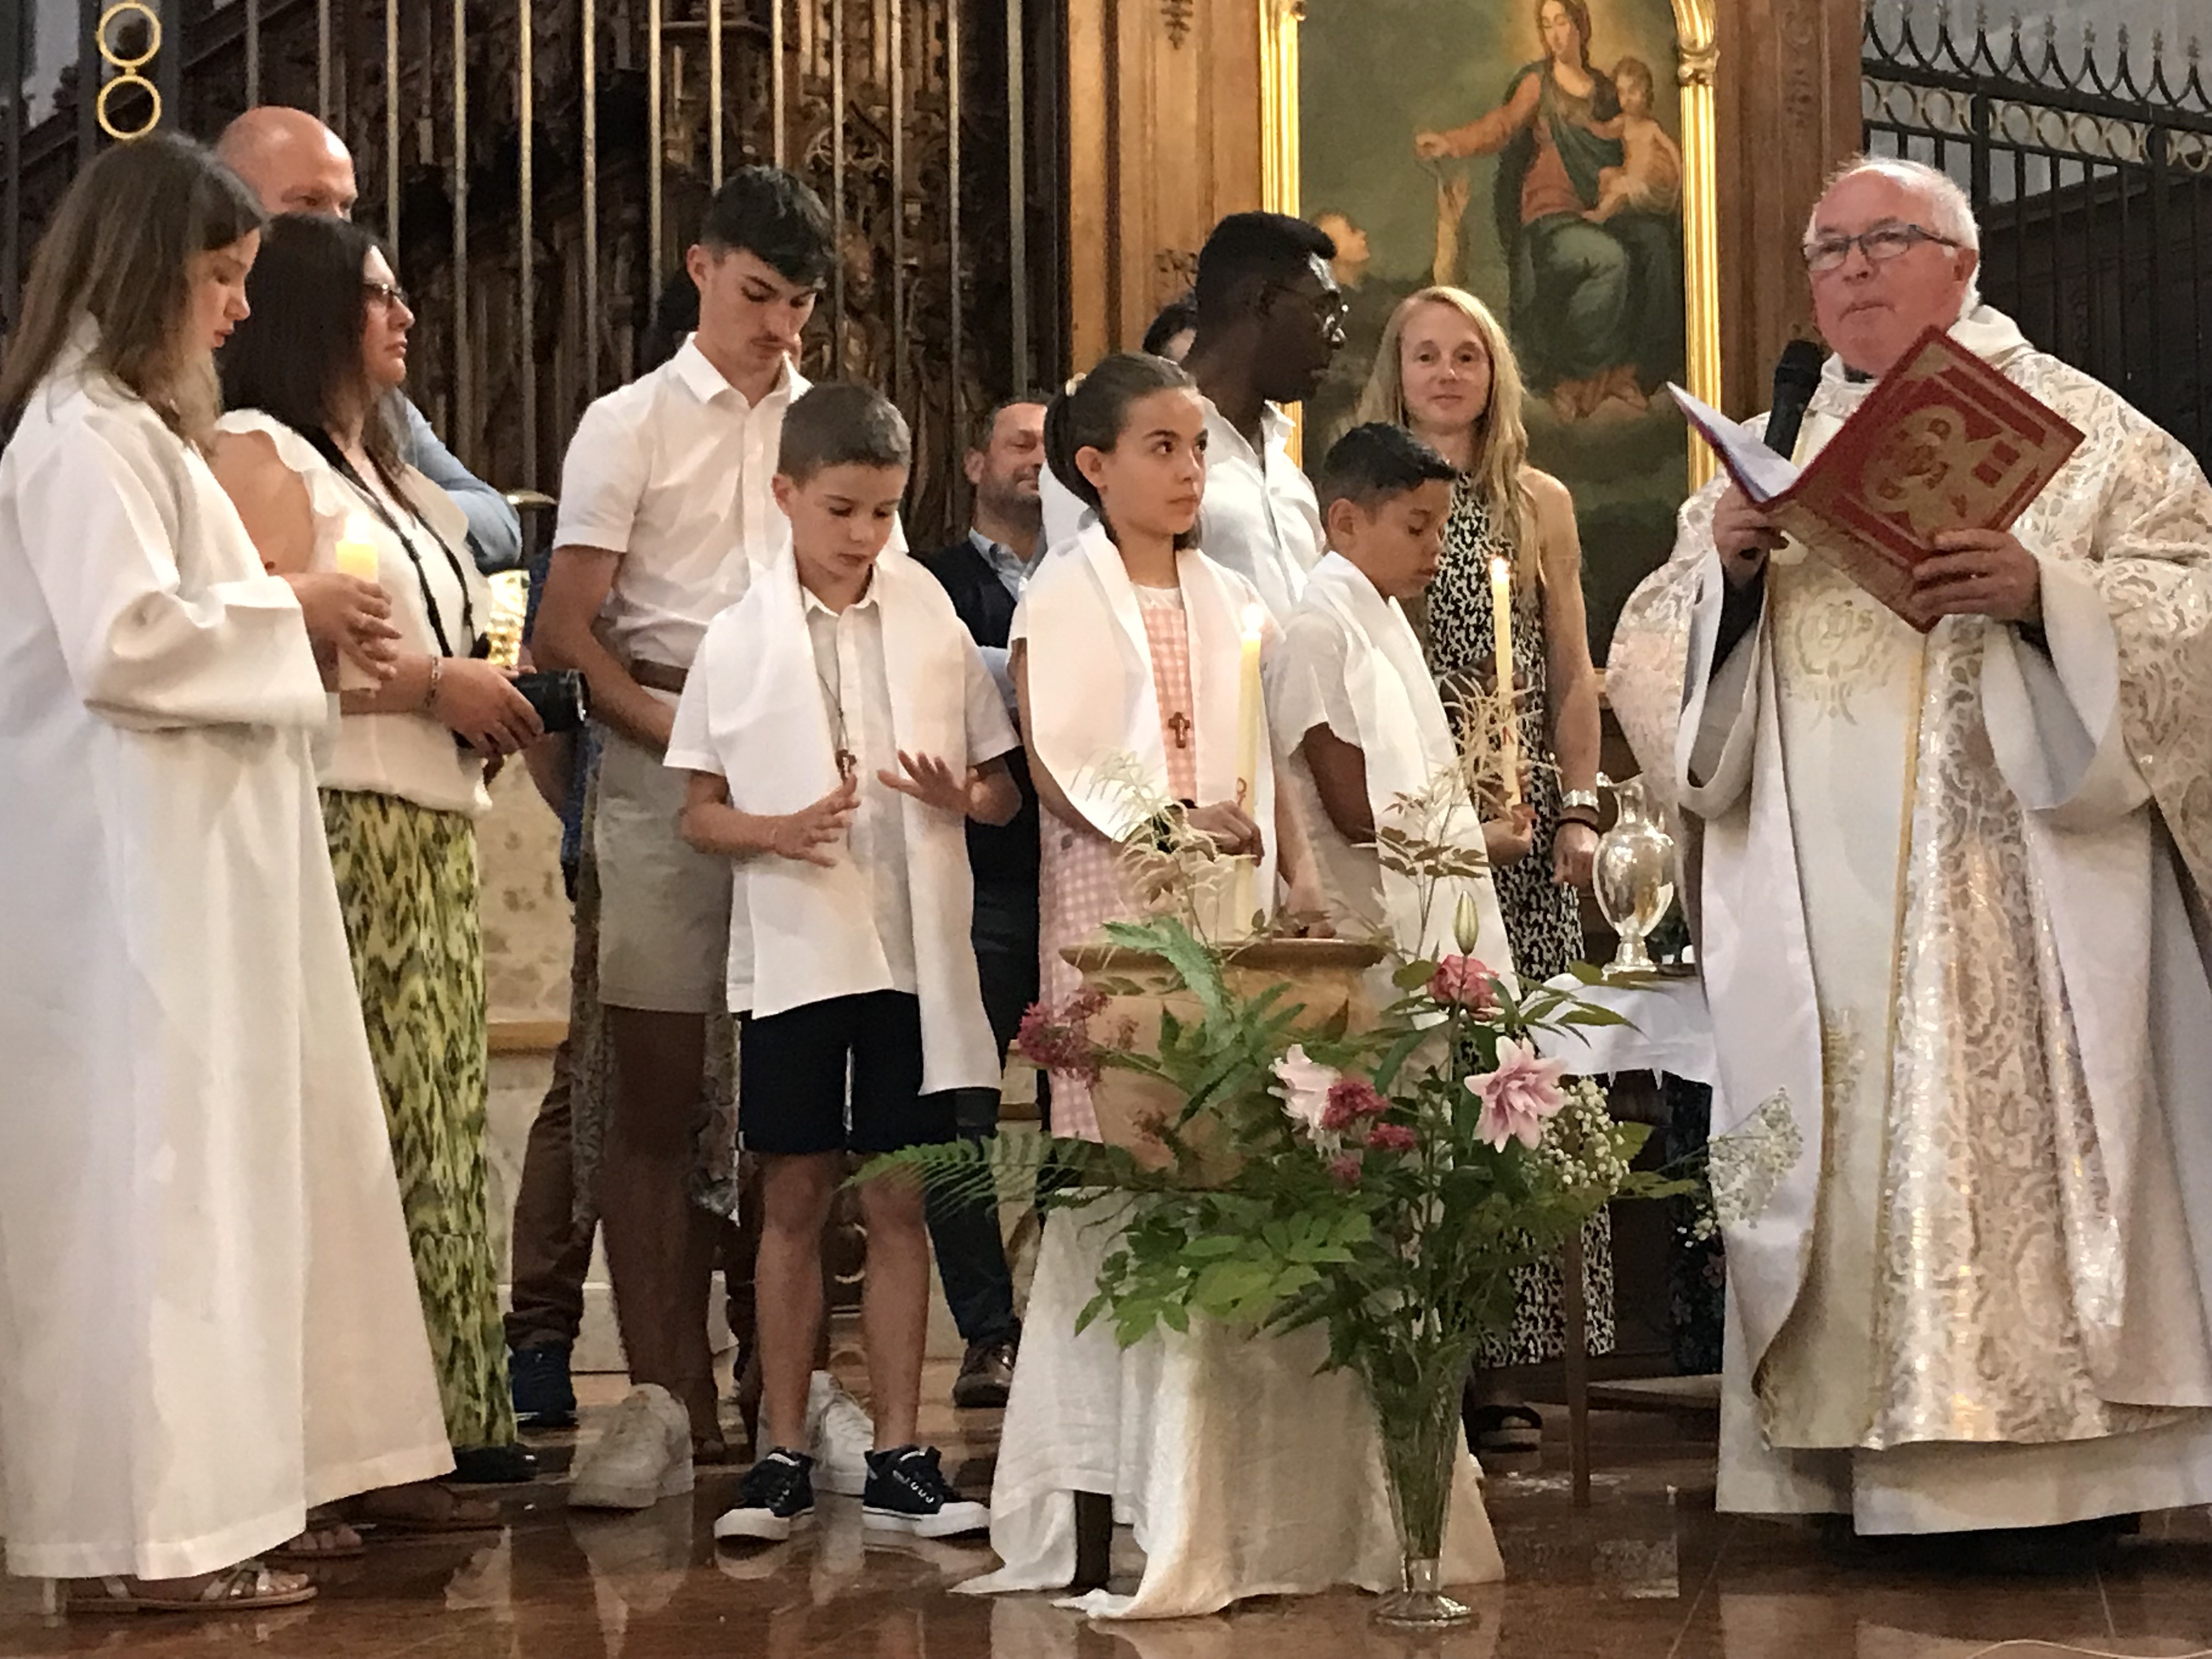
left=806, top=1371, right=873, bottom=1497
left=568, top=1384, right=695, bottom=1510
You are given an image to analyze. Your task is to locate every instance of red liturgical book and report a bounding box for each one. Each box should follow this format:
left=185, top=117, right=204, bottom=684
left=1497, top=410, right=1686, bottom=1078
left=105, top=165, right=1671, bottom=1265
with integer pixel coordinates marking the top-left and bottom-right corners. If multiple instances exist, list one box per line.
left=1669, top=328, right=2084, bottom=631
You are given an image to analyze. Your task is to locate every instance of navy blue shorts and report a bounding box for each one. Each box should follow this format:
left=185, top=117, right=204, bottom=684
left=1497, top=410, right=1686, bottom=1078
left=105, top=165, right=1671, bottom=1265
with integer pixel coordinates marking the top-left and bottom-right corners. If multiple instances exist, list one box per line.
left=737, top=990, right=957, bottom=1156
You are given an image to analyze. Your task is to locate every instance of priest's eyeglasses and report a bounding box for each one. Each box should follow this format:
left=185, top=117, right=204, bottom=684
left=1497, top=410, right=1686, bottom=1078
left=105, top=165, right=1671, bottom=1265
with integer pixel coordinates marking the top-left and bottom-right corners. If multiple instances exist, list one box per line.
left=1802, top=222, right=1960, bottom=274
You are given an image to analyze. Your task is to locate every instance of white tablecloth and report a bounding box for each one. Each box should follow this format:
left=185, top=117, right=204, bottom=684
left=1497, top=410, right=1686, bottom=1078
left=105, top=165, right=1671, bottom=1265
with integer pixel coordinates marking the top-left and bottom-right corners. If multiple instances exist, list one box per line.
left=962, top=1205, right=1502, bottom=1620
left=1534, top=972, right=1720, bottom=1086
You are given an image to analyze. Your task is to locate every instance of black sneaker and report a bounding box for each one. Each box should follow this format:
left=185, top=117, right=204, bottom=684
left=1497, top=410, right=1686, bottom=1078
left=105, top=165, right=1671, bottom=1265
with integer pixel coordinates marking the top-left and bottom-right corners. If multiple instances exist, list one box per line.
left=451, top=1442, right=538, bottom=1483
left=861, top=1446, right=990, bottom=1538
left=714, top=1449, right=815, bottom=1543
left=510, top=1344, right=577, bottom=1429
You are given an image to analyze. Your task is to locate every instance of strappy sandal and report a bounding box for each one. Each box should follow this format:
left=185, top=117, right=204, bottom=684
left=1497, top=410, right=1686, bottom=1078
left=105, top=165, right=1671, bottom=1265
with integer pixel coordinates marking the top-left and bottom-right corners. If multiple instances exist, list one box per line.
left=268, top=1508, right=366, bottom=1562
left=68, top=1561, right=318, bottom=1614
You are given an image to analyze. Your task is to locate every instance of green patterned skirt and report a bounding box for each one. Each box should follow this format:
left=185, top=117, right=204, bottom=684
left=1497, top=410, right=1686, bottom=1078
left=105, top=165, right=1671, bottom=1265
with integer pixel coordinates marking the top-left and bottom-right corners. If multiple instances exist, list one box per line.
left=323, top=788, right=519, bottom=1452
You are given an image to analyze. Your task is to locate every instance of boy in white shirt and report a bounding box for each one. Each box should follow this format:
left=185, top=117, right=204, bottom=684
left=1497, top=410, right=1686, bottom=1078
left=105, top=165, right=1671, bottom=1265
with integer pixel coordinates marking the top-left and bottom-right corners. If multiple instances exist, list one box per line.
left=535, top=167, right=833, bottom=1494
left=1268, top=424, right=1523, bottom=980
left=667, top=385, right=1020, bottom=1542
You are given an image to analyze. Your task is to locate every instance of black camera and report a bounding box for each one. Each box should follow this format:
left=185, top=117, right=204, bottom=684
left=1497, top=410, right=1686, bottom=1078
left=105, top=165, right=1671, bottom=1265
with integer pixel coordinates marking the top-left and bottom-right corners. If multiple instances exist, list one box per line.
left=511, top=669, right=590, bottom=735
left=449, top=667, right=589, bottom=751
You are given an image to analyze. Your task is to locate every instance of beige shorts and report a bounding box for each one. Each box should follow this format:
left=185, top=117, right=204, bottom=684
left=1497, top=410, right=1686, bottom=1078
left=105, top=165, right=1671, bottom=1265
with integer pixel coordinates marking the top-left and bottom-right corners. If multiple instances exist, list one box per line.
left=594, top=719, right=732, bottom=1015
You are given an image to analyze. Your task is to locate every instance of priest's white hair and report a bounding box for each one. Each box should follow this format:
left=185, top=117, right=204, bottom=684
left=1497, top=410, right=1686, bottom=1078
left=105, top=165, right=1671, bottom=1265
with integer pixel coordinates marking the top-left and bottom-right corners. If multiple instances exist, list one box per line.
left=1807, top=155, right=1982, bottom=315
left=1805, top=155, right=1981, bottom=253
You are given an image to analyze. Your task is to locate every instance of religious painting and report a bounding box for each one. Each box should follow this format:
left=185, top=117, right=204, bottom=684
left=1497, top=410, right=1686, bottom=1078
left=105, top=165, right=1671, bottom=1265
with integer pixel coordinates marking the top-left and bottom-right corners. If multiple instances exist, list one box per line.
left=1299, top=0, right=1695, bottom=658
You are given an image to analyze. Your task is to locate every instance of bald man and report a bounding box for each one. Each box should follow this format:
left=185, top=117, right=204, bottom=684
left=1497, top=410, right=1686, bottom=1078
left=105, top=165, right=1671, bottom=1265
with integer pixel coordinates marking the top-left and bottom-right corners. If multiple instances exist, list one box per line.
left=217, top=107, right=522, bottom=573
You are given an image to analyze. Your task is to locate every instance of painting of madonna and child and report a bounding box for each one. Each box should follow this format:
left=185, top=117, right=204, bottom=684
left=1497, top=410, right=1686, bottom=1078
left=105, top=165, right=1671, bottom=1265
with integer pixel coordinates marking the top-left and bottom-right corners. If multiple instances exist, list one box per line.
left=1301, top=0, right=1689, bottom=656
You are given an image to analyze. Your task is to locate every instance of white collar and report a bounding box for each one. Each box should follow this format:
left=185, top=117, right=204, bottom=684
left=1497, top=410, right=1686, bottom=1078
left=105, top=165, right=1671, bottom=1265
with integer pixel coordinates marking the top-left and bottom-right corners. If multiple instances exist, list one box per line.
left=1202, top=398, right=1293, bottom=467
left=670, top=336, right=797, bottom=408
left=800, top=570, right=880, bottom=617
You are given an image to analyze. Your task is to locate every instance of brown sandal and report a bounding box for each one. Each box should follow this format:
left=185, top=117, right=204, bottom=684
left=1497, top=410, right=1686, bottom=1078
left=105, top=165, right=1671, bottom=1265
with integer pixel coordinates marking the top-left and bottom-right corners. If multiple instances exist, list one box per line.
left=68, top=1561, right=318, bottom=1614
left=348, top=1482, right=501, bottom=1536
left=268, top=1508, right=366, bottom=1562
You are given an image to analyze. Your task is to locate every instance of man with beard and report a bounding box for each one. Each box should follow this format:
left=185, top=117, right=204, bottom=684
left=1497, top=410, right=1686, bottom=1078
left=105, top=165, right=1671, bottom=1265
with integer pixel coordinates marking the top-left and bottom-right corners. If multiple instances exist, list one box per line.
left=915, top=393, right=1051, bottom=1409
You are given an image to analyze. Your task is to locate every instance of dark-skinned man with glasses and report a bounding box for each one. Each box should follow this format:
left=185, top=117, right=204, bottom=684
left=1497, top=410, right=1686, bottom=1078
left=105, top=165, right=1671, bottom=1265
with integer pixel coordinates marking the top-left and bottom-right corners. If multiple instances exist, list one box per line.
left=1043, top=212, right=1347, bottom=623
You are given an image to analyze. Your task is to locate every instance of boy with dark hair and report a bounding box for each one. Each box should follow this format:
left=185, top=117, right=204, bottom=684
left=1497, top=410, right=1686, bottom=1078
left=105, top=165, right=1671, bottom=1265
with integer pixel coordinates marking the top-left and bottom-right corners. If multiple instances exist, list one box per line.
left=1268, top=424, right=1519, bottom=988
left=671, top=384, right=1019, bottom=1543
left=536, top=167, right=869, bottom=1509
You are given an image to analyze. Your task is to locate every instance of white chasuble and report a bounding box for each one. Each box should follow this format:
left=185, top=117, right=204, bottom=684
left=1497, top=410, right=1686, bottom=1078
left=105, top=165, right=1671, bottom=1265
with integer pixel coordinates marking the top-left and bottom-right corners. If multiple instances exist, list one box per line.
left=0, top=363, right=452, bottom=1578
left=1018, top=520, right=1280, bottom=902
left=1269, top=552, right=1513, bottom=983
left=678, top=551, right=1013, bottom=1093
left=1609, top=307, right=2212, bottom=1533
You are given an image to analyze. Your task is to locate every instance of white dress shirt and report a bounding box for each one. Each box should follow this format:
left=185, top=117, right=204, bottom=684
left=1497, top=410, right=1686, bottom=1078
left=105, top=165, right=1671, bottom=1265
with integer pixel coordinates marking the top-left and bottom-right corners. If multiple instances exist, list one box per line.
left=1195, top=399, right=1324, bottom=625
left=803, top=583, right=915, bottom=992
left=554, top=337, right=805, bottom=670
left=667, top=563, right=1015, bottom=1035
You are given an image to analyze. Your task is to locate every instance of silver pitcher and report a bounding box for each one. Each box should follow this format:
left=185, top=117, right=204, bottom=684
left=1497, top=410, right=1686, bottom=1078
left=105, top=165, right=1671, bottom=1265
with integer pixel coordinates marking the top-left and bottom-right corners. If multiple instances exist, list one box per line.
left=1592, top=774, right=1677, bottom=975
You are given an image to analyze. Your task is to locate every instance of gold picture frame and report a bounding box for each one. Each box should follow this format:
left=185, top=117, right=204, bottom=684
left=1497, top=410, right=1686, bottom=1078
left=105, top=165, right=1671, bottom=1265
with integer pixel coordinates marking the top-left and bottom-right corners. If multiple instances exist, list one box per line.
left=1260, top=0, right=1722, bottom=490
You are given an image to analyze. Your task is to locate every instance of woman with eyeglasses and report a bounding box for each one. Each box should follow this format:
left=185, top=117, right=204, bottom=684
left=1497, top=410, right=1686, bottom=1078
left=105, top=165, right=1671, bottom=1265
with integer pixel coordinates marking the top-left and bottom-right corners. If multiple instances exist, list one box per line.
left=212, top=212, right=542, bottom=1540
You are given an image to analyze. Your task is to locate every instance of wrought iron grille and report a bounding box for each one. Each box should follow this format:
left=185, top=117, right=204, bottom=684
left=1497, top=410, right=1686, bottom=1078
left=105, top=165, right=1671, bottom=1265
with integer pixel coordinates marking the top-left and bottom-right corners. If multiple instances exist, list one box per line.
left=1, top=0, right=1066, bottom=543
left=1862, top=4, right=2212, bottom=468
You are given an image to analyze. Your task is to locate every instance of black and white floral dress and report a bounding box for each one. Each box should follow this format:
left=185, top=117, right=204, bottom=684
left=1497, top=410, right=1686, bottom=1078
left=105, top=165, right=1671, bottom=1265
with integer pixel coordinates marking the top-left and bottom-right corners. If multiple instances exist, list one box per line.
left=1425, top=478, right=1616, bottom=1367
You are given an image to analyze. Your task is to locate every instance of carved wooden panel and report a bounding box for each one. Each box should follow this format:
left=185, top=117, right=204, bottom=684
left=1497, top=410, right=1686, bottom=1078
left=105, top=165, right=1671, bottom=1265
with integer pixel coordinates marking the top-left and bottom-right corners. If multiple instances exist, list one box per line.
left=9, top=0, right=1057, bottom=545
left=1712, top=0, right=1862, bottom=413
left=1065, top=0, right=1267, bottom=360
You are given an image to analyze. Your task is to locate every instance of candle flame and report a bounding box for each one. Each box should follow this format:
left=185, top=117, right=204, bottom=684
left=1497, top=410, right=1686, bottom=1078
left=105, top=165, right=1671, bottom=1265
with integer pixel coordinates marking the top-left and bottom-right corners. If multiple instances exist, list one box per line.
left=1489, top=556, right=1511, bottom=582
left=1241, top=601, right=1266, bottom=640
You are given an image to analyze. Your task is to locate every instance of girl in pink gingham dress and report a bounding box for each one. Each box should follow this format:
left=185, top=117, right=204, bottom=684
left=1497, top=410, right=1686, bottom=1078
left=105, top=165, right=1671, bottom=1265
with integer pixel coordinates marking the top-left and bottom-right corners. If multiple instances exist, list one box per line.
left=1033, top=586, right=1201, bottom=1139
left=1013, top=353, right=1300, bottom=1143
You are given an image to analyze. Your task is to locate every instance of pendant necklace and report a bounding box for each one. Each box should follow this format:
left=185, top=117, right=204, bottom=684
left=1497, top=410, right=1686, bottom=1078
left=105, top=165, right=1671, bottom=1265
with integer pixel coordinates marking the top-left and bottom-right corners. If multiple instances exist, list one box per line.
left=817, top=668, right=858, bottom=781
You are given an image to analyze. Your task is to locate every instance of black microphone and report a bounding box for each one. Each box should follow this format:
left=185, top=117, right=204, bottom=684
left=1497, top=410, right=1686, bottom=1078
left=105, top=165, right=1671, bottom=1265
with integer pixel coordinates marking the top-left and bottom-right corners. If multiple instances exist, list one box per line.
left=1765, top=339, right=1825, bottom=459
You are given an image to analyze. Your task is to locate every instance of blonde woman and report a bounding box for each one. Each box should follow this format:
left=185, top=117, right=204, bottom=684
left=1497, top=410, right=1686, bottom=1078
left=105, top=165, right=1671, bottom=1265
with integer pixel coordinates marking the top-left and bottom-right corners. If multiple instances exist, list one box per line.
left=1357, top=285, right=1610, bottom=1447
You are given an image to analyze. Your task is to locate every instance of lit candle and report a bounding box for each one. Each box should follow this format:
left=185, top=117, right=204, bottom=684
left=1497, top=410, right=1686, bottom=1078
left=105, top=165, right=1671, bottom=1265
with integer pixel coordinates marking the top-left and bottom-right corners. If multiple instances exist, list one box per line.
left=1231, top=601, right=1266, bottom=933
left=332, top=518, right=382, bottom=692
left=1234, top=601, right=1266, bottom=803
left=1489, top=556, right=1521, bottom=807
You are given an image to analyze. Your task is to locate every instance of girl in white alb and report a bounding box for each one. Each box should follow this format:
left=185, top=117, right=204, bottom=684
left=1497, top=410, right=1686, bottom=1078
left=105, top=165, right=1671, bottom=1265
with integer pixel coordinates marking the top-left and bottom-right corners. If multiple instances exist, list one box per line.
left=968, top=354, right=1500, bottom=1619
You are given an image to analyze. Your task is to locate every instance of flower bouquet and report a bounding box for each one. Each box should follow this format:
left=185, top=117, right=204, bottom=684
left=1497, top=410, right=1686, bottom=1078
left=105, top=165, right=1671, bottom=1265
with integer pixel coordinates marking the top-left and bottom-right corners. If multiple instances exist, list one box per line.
left=868, top=738, right=1674, bottom=1626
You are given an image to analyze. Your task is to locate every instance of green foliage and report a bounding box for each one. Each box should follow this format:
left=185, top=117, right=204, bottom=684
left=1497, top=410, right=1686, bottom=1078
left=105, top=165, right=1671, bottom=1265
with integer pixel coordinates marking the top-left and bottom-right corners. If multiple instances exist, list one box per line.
left=870, top=907, right=1668, bottom=1401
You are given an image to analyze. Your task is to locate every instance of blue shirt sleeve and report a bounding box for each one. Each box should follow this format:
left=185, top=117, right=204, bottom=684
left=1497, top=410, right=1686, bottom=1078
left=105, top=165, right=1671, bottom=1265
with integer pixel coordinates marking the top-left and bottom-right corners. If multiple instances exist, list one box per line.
left=399, top=396, right=523, bottom=574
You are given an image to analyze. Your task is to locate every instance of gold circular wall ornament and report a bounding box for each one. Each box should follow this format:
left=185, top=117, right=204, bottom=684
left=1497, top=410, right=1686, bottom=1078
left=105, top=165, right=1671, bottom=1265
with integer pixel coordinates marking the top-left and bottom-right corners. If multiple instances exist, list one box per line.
left=94, top=2, right=163, bottom=142
left=98, top=1, right=161, bottom=70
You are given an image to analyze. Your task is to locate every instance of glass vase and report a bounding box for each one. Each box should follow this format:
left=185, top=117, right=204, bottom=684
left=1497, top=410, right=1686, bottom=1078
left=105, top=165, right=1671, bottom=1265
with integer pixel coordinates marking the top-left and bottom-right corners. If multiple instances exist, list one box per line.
left=1365, top=1345, right=1478, bottom=1628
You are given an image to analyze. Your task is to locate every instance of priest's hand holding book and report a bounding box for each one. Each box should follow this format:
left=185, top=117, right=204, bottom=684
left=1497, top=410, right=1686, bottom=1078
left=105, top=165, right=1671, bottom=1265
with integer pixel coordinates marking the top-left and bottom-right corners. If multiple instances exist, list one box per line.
left=1908, top=528, right=2042, bottom=627
left=1712, top=485, right=1785, bottom=589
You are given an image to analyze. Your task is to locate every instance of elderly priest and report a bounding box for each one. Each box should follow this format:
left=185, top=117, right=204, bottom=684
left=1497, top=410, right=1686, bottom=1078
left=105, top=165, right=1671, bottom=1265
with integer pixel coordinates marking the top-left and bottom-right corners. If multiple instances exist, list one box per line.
left=1609, top=155, right=2212, bottom=1551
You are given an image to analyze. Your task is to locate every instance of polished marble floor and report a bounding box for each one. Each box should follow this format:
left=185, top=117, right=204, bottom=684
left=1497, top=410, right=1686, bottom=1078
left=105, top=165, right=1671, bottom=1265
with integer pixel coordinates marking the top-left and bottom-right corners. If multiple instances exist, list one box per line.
left=8, top=1363, right=2212, bottom=1659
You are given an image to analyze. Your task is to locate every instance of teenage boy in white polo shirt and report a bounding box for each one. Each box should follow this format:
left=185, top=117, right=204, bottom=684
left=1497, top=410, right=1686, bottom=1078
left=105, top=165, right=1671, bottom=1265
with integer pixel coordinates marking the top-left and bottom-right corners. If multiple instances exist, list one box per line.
left=668, top=385, right=1017, bottom=1542
left=535, top=167, right=832, bottom=1502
